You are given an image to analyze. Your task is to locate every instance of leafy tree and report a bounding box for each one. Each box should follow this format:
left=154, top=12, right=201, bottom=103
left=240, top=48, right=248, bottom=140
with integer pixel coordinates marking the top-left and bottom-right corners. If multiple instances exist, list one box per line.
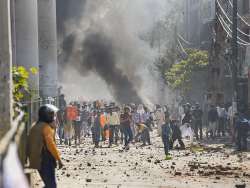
left=165, top=49, right=208, bottom=94
left=12, top=66, right=38, bottom=102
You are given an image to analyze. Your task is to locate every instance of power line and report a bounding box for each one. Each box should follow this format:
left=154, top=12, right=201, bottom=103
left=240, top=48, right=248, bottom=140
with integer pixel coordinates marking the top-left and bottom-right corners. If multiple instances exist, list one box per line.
left=217, top=13, right=250, bottom=46
left=177, top=34, right=192, bottom=45
left=217, top=13, right=250, bottom=45
left=177, top=38, right=188, bottom=57
left=228, top=0, right=250, bottom=27
left=216, top=0, right=250, bottom=38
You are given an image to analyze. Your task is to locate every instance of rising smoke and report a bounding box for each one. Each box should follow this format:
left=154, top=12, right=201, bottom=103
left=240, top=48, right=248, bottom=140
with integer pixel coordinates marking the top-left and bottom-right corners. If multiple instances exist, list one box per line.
left=57, top=0, right=172, bottom=104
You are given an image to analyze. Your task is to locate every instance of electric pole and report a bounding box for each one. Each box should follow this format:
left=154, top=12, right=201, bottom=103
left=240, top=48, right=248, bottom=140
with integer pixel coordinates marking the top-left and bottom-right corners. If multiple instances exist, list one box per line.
left=231, top=0, right=238, bottom=111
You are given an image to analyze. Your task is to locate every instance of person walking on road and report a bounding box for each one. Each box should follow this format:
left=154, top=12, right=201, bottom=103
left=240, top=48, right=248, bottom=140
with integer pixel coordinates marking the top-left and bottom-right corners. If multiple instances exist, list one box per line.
left=108, top=108, right=120, bottom=147
left=192, top=103, right=203, bottom=140
left=120, top=106, right=133, bottom=150
left=162, top=116, right=172, bottom=160
left=93, top=111, right=102, bottom=148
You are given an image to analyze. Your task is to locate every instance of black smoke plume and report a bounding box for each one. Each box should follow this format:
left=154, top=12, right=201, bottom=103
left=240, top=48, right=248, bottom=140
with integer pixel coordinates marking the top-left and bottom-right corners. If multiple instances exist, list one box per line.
left=81, top=32, right=142, bottom=104
left=56, top=0, right=143, bottom=103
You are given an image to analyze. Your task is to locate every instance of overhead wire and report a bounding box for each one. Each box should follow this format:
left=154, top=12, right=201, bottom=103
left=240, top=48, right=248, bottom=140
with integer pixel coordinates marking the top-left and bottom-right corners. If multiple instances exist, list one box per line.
left=216, top=0, right=250, bottom=38
left=217, top=13, right=250, bottom=45
left=177, top=38, right=188, bottom=57
left=217, top=13, right=250, bottom=46
left=228, top=0, right=250, bottom=27
left=177, top=34, right=192, bottom=45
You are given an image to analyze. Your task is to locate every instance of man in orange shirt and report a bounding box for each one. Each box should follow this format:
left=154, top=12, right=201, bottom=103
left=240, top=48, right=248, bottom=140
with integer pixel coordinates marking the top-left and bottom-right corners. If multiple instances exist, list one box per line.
left=28, top=106, right=64, bottom=188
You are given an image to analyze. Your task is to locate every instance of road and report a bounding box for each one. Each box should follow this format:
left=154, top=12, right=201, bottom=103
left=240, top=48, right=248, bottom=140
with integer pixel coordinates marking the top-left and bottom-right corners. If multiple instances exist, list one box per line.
left=34, top=130, right=250, bottom=188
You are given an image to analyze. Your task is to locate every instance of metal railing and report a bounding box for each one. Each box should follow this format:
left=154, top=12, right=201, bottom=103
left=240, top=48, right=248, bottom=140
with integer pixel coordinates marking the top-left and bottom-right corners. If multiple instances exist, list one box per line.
left=0, top=110, right=25, bottom=188
left=0, top=96, right=59, bottom=187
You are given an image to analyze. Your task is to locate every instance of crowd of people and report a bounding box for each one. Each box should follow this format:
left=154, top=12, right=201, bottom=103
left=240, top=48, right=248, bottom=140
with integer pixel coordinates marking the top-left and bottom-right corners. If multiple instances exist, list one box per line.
left=56, top=95, right=249, bottom=155
left=27, top=94, right=249, bottom=188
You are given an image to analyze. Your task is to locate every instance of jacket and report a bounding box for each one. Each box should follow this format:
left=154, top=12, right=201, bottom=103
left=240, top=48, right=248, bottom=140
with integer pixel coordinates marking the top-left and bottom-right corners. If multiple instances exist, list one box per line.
left=28, top=122, right=61, bottom=170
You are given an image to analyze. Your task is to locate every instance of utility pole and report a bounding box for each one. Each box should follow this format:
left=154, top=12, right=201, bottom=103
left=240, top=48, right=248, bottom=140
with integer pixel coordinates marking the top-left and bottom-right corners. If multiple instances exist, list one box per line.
left=0, top=0, right=13, bottom=137
left=231, top=0, right=238, bottom=112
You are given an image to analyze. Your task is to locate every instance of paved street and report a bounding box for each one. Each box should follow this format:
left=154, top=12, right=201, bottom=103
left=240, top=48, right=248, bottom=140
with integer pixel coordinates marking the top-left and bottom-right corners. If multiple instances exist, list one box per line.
left=35, top=131, right=250, bottom=188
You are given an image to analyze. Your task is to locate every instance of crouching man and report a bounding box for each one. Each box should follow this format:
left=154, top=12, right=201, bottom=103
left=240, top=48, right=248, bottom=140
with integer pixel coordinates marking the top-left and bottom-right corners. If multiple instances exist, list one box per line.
left=28, top=106, right=64, bottom=188
left=135, top=124, right=151, bottom=146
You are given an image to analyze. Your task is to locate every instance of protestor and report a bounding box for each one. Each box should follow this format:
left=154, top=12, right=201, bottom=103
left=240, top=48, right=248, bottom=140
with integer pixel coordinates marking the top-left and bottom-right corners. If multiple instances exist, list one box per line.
left=100, top=110, right=107, bottom=141
left=163, top=105, right=170, bottom=121
left=93, top=111, right=101, bottom=148
left=131, top=106, right=138, bottom=138
left=73, top=103, right=82, bottom=145
left=134, top=123, right=151, bottom=146
left=169, top=119, right=185, bottom=149
left=192, top=103, right=203, bottom=140
left=57, top=109, right=65, bottom=144
left=64, top=104, right=76, bottom=146
left=235, top=105, right=249, bottom=151
left=155, top=106, right=165, bottom=136
left=133, top=104, right=147, bottom=141
left=161, top=116, right=172, bottom=160
left=217, top=104, right=226, bottom=137
left=108, top=107, right=120, bottom=147
left=144, top=106, right=153, bottom=131
left=149, top=112, right=155, bottom=129
left=28, top=106, right=64, bottom=188
left=82, top=105, right=90, bottom=137
left=182, top=103, right=192, bottom=125
left=58, top=94, right=67, bottom=144
left=90, top=111, right=97, bottom=144
left=120, top=106, right=133, bottom=150
left=228, top=104, right=236, bottom=141
left=116, top=106, right=124, bottom=144
left=207, top=104, right=218, bottom=139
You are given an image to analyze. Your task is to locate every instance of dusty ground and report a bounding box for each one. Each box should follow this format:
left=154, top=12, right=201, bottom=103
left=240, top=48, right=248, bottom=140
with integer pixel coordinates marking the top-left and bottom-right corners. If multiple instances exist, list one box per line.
left=34, top=130, right=250, bottom=188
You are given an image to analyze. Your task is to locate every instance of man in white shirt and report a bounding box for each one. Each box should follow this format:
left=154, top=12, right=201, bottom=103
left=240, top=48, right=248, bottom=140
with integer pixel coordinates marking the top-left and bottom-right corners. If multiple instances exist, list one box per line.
left=155, top=107, right=165, bottom=136
left=108, top=107, right=120, bottom=147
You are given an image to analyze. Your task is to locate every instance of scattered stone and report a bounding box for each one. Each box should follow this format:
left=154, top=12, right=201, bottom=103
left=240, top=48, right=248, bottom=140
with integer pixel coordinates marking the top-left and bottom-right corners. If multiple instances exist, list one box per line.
left=87, top=162, right=91, bottom=167
left=154, top=159, right=161, bottom=164
left=86, top=179, right=92, bottom=183
left=66, top=174, right=70, bottom=177
left=243, top=172, right=250, bottom=177
left=235, top=184, right=246, bottom=188
left=174, top=171, right=182, bottom=176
